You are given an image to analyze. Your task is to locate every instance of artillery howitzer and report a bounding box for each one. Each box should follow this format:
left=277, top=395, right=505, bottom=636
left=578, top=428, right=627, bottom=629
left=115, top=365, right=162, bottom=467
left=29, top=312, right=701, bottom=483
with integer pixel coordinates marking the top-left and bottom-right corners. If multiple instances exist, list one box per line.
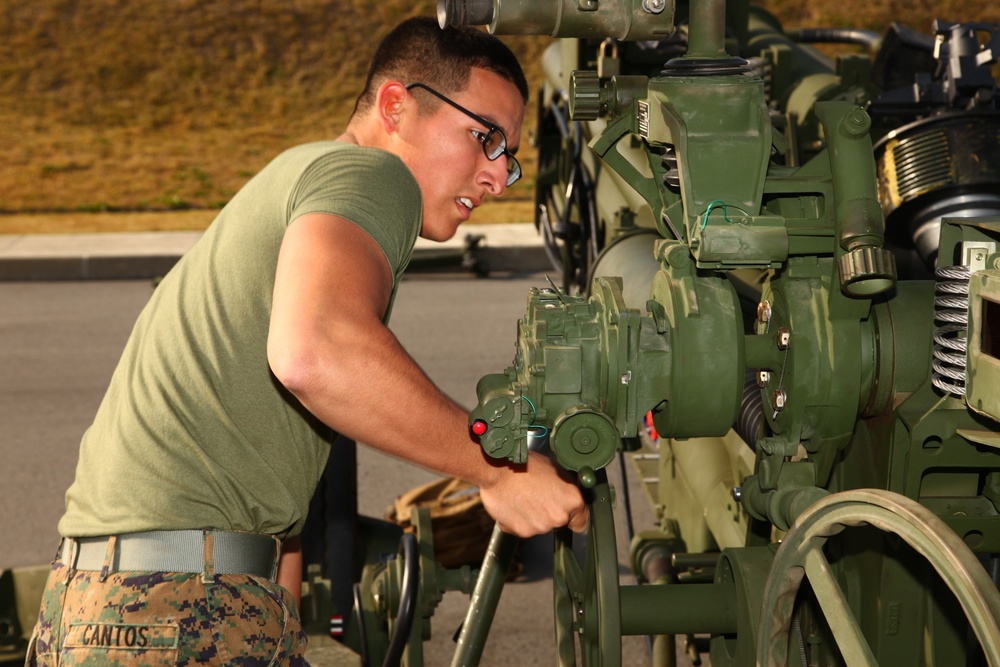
left=349, top=0, right=1000, bottom=665
left=5, top=1, right=1000, bottom=666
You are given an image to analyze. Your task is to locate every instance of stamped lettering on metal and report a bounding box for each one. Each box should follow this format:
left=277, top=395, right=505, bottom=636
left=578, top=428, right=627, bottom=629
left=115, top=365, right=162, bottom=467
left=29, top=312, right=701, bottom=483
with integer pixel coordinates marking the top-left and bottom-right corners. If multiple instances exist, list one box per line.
left=637, top=100, right=650, bottom=138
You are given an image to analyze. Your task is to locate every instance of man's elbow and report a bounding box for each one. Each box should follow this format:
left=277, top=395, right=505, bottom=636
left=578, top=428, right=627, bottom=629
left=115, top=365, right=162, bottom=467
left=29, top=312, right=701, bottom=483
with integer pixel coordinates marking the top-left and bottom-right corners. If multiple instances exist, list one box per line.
left=267, top=339, right=320, bottom=398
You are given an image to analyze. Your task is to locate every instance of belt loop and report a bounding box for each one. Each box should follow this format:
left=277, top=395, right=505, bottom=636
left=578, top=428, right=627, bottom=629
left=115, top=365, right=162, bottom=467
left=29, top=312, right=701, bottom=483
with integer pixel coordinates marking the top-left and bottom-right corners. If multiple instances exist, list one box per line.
left=201, top=531, right=215, bottom=583
left=59, top=538, right=78, bottom=584
left=270, top=536, right=282, bottom=581
left=98, top=536, right=118, bottom=582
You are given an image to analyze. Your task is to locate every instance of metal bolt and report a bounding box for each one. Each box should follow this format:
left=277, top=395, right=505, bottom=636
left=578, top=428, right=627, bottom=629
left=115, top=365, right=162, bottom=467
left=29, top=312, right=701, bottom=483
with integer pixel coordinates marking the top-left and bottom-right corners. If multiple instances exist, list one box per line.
left=777, top=327, right=790, bottom=351
left=773, top=388, right=787, bottom=411
left=731, top=486, right=743, bottom=502
left=756, top=370, right=771, bottom=387
left=757, top=300, right=771, bottom=326
left=845, top=108, right=870, bottom=135
left=642, top=0, right=666, bottom=13
left=621, top=370, right=632, bottom=385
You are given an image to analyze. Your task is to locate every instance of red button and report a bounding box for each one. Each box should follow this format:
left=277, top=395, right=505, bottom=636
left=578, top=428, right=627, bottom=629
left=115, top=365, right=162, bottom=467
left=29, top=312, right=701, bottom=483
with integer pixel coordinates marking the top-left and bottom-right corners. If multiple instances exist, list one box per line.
left=471, top=419, right=488, bottom=436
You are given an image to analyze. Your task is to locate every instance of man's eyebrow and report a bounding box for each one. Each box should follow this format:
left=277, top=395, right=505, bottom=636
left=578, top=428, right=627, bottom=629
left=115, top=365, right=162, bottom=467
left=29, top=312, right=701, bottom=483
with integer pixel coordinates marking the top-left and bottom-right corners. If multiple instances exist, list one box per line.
left=475, top=113, right=518, bottom=154
left=476, top=113, right=504, bottom=133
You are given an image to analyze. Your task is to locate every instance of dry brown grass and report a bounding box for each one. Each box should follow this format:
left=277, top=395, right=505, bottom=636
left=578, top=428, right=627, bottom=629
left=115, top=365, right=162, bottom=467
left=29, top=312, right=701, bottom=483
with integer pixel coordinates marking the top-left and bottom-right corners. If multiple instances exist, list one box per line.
left=1, top=0, right=998, bottom=233
left=0, top=0, right=552, bottom=226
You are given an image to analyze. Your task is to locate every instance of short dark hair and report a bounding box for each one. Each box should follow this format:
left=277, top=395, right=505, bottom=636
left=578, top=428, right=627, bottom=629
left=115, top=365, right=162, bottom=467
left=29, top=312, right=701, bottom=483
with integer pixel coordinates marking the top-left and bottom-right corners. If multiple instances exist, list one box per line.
left=352, top=16, right=528, bottom=118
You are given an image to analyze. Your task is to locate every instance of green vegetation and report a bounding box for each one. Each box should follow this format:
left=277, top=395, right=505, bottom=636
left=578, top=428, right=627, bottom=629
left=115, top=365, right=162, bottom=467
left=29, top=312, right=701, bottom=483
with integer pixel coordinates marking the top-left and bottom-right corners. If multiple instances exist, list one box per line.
left=0, top=0, right=997, bottom=231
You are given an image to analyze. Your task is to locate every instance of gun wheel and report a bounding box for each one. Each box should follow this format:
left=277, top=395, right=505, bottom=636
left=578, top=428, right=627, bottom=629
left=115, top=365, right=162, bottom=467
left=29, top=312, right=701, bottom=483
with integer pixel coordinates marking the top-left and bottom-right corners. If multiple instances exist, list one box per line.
left=553, top=468, right=622, bottom=667
left=535, top=91, right=599, bottom=294
left=757, top=489, right=1000, bottom=666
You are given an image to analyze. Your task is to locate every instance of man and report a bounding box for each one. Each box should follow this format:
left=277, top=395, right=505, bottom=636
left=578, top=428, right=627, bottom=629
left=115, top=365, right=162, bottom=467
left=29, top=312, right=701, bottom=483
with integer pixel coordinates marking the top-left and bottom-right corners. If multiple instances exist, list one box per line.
left=29, top=17, right=587, bottom=667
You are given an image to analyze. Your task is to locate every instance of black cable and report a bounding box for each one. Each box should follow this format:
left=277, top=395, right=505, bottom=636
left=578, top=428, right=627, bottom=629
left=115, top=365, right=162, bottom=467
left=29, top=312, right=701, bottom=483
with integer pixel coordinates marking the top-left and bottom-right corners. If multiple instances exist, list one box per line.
left=382, top=532, right=419, bottom=667
left=352, top=583, right=371, bottom=667
left=788, top=27, right=881, bottom=51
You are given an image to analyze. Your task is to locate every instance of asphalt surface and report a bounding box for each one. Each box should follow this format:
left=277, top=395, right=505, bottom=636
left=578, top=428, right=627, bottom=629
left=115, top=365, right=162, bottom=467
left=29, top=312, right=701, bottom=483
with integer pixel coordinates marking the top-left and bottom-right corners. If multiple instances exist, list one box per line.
left=0, top=227, right=667, bottom=665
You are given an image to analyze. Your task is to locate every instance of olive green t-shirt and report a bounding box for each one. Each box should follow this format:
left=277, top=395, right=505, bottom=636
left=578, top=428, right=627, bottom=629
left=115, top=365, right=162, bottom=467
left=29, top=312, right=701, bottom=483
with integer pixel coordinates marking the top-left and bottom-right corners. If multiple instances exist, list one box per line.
left=59, top=141, right=422, bottom=539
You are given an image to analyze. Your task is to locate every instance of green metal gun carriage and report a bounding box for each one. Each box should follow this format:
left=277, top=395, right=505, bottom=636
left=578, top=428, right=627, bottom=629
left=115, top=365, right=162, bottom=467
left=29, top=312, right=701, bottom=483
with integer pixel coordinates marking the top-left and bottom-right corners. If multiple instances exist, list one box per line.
left=350, top=1, right=1000, bottom=665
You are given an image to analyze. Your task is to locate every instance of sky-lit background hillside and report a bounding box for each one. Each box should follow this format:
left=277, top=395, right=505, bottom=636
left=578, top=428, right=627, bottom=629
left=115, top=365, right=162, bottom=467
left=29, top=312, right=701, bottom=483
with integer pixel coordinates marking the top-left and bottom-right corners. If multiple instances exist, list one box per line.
left=1, top=0, right=997, bottom=227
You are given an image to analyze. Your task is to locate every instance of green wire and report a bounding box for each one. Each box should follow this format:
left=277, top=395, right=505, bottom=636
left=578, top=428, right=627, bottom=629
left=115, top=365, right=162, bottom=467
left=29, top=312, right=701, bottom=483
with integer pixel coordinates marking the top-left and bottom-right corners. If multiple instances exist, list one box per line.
left=518, top=396, right=548, bottom=437
left=701, top=199, right=733, bottom=230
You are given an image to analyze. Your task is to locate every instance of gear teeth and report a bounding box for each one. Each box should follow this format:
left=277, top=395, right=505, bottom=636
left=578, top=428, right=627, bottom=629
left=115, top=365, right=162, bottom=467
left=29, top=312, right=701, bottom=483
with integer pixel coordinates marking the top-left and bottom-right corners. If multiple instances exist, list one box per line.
left=839, top=246, right=897, bottom=296
left=570, top=70, right=601, bottom=121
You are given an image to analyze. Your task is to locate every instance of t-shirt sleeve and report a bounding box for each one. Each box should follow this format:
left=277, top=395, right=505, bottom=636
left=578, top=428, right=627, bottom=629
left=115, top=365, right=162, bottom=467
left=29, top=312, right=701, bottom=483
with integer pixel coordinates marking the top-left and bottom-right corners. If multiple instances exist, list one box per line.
left=286, top=147, right=422, bottom=280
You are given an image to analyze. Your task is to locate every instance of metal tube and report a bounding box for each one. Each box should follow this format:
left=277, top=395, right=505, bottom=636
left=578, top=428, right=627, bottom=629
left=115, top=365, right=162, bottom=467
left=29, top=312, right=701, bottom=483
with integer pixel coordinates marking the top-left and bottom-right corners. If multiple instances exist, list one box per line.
left=816, top=101, right=897, bottom=295
left=450, top=524, right=519, bottom=667
left=437, top=0, right=494, bottom=27
left=619, top=583, right=738, bottom=636
left=816, top=102, right=884, bottom=252
left=462, top=0, right=676, bottom=41
left=652, top=634, right=676, bottom=667
left=688, top=0, right=727, bottom=57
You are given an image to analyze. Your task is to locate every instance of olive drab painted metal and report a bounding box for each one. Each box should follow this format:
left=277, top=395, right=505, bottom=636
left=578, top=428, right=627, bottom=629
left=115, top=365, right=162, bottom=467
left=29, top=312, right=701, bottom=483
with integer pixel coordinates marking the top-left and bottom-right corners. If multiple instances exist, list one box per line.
left=344, top=3, right=1000, bottom=663
left=443, top=0, right=1000, bottom=665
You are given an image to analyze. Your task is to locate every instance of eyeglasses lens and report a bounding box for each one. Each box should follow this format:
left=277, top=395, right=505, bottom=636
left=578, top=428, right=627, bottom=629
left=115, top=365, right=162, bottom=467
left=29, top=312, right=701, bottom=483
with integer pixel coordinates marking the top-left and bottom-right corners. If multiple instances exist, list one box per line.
left=479, top=131, right=519, bottom=186
left=505, top=160, right=520, bottom=187
left=481, top=131, right=504, bottom=160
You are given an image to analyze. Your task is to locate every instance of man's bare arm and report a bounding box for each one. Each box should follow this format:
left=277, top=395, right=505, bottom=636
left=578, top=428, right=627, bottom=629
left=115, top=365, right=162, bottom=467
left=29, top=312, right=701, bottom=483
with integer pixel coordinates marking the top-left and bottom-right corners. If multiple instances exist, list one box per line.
left=267, top=213, right=587, bottom=537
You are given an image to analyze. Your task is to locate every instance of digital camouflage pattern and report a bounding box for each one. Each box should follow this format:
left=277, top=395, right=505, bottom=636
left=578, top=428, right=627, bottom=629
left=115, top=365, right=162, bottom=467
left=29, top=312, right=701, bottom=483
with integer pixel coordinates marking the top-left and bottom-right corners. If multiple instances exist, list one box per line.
left=27, top=560, right=307, bottom=667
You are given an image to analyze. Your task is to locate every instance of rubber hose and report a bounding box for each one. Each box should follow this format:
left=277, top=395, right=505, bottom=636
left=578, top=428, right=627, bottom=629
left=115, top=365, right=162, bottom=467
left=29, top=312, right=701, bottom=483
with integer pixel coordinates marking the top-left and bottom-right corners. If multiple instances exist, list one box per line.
left=382, top=532, right=420, bottom=667
left=352, top=583, right=371, bottom=667
left=788, top=27, right=881, bottom=51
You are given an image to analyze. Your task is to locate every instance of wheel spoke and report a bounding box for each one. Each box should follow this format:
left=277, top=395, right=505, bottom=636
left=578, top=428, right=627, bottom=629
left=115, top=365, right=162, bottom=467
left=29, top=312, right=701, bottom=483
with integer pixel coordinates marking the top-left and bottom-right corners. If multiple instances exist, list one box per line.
left=802, top=545, right=878, bottom=667
left=758, top=490, right=1000, bottom=667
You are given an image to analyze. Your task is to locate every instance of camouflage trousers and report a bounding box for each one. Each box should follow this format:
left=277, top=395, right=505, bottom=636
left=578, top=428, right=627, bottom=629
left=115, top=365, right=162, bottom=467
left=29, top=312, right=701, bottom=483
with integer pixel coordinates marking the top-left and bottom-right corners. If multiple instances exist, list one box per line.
left=26, top=558, right=308, bottom=667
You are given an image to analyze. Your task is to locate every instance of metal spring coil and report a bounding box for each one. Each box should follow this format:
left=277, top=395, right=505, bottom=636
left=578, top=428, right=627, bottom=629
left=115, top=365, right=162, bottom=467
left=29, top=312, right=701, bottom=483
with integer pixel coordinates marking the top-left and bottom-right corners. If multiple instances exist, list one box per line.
left=931, top=264, right=972, bottom=396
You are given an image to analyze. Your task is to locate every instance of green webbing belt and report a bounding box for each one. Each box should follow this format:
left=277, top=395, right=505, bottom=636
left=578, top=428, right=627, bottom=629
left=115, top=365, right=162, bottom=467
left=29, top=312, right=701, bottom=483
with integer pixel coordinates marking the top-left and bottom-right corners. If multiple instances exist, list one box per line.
left=63, top=530, right=280, bottom=579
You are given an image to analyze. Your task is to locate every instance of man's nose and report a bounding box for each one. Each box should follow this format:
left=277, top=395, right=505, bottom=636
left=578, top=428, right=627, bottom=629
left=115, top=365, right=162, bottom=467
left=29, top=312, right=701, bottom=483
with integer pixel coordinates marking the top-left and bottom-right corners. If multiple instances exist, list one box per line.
left=481, top=155, right=508, bottom=196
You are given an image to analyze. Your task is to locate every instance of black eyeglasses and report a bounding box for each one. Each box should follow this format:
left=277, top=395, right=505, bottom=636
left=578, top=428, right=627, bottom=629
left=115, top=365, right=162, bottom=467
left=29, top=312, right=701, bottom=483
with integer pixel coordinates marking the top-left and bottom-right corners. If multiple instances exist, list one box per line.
left=406, top=82, right=521, bottom=187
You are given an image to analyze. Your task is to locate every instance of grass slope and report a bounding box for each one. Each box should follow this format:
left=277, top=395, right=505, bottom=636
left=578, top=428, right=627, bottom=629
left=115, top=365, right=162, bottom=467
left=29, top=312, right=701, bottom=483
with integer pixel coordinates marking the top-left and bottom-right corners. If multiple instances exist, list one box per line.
left=0, top=0, right=997, bottom=231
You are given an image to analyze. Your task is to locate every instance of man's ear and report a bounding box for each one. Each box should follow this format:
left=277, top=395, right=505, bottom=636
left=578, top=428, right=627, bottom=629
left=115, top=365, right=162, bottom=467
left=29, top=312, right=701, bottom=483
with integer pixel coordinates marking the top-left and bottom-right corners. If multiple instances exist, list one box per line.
left=375, top=81, right=409, bottom=135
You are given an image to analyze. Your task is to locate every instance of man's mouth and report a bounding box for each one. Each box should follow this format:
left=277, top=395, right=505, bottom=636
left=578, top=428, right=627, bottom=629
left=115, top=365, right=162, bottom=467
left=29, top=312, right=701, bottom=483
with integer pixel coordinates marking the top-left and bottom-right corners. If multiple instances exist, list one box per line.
left=457, top=197, right=475, bottom=212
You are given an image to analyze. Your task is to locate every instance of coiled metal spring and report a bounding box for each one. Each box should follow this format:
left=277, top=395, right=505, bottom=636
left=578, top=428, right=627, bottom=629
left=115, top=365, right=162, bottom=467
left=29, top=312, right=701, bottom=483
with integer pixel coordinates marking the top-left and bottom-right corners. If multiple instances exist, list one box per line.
left=931, top=264, right=972, bottom=396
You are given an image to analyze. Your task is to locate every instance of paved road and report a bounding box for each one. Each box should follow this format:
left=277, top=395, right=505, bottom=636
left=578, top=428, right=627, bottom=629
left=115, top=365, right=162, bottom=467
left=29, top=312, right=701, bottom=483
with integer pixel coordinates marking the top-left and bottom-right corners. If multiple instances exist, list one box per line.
left=0, top=270, right=660, bottom=666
